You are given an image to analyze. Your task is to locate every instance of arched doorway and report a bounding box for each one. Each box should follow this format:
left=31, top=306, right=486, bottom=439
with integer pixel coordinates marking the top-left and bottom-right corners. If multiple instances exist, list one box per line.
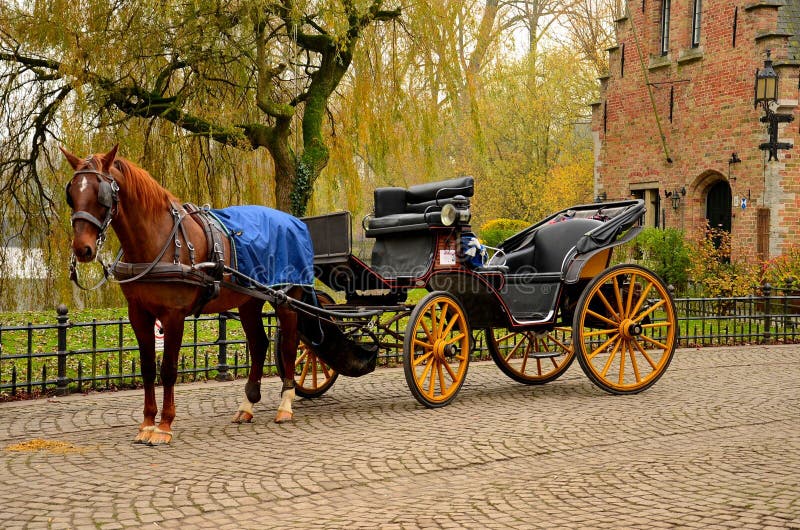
left=706, top=180, right=732, bottom=232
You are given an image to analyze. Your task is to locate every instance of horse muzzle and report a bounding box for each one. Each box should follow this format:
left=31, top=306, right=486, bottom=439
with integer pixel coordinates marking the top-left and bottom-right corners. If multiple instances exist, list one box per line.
left=73, top=245, right=96, bottom=262
left=71, top=237, right=97, bottom=262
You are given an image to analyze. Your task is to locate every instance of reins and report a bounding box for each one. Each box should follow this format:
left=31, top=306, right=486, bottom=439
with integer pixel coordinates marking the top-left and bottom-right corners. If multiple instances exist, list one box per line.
left=65, top=157, right=371, bottom=323
left=69, top=204, right=189, bottom=291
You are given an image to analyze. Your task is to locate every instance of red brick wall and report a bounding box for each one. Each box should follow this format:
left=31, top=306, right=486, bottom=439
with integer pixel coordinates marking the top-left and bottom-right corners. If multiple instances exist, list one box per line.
left=593, top=0, right=799, bottom=262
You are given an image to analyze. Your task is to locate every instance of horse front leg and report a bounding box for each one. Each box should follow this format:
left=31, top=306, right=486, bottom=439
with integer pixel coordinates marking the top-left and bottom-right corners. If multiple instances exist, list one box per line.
left=275, top=306, right=299, bottom=424
left=148, top=313, right=185, bottom=446
left=128, top=305, right=158, bottom=444
left=232, top=299, right=268, bottom=424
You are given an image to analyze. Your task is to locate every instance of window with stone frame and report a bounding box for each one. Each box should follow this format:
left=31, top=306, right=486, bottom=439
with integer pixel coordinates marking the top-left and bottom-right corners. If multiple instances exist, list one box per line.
left=660, top=0, right=671, bottom=55
left=631, top=188, right=662, bottom=228
left=691, top=0, right=702, bottom=48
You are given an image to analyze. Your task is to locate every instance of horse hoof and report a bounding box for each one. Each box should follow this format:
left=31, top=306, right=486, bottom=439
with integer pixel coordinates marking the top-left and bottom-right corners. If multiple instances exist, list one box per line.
left=232, top=411, right=254, bottom=424
left=274, top=410, right=294, bottom=424
left=147, top=428, right=173, bottom=446
left=134, top=425, right=155, bottom=444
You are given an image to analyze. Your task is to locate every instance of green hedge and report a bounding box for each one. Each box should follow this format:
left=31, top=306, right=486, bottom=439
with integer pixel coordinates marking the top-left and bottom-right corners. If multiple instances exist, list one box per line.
left=478, top=218, right=529, bottom=248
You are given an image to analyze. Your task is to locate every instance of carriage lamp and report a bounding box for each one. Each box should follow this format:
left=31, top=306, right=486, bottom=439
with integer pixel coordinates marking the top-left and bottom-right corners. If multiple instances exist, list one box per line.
left=440, top=196, right=471, bottom=226
left=755, top=49, right=794, bottom=161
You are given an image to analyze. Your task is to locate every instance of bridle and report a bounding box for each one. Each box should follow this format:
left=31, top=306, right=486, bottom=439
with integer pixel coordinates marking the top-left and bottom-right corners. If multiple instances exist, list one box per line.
left=66, top=159, right=120, bottom=251
left=65, top=158, right=121, bottom=290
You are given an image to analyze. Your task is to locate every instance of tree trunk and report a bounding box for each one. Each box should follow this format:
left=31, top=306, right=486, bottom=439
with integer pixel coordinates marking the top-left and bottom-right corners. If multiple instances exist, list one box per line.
left=264, top=118, right=297, bottom=213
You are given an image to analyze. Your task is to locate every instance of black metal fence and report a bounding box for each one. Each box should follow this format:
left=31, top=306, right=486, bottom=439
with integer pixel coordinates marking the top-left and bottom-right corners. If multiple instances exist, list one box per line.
left=674, top=285, right=800, bottom=346
left=1, top=287, right=798, bottom=398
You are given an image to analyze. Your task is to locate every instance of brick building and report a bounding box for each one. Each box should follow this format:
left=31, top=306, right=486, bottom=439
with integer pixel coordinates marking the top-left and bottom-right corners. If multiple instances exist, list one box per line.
left=591, top=0, right=800, bottom=261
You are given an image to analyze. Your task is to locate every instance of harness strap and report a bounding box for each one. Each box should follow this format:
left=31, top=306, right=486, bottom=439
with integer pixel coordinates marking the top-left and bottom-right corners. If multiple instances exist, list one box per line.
left=113, top=205, right=185, bottom=285
left=112, top=261, right=217, bottom=288
left=182, top=203, right=230, bottom=315
left=178, top=213, right=196, bottom=265
left=184, top=203, right=226, bottom=274
left=70, top=211, right=106, bottom=231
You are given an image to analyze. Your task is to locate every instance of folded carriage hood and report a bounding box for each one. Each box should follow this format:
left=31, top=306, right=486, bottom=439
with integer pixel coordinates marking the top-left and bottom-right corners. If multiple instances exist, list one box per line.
left=575, top=200, right=646, bottom=254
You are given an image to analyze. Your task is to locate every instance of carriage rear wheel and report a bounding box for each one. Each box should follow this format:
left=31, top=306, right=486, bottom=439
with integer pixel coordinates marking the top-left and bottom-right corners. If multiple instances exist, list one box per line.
left=486, top=317, right=575, bottom=385
left=403, top=291, right=471, bottom=408
left=573, top=264, right=677, bottom=394
left=289, top=291, right=339, bottom=398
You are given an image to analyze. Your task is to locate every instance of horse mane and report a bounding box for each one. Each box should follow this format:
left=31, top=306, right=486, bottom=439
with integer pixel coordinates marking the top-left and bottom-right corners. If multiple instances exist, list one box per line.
left=106, top=156, right=178, bottom=215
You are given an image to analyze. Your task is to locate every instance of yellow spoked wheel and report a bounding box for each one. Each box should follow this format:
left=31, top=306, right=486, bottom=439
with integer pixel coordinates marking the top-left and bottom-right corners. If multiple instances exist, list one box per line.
left=573, top=264, right=677, bottom=394
left=486, top=320, right=575, bottom=385
left=403, top=292, right=471, bottom=408
left=293, top=291, right=338, bottom=398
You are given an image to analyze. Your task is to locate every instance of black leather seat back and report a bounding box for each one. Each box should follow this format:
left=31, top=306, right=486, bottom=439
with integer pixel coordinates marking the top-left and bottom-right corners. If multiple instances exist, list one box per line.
left=405, top=176, right=474, bottom=203
left=367, top=176, right=474, bottom=237
left=532, top=219, right=603, bottom=273
left=373, top=187, right=407, bottom=217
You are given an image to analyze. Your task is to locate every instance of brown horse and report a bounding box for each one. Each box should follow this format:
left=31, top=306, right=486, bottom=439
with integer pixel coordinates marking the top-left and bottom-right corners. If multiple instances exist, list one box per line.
left=63, top=145, right=375, bottom=445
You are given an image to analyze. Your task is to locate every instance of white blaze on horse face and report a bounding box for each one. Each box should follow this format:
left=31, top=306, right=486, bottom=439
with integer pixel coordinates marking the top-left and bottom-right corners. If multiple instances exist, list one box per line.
left=78, top=175, right=90, bottom=194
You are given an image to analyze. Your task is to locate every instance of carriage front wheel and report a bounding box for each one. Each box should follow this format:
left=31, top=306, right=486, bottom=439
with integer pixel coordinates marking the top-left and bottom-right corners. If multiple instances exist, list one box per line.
left=403, top=291, right=471, bottom=408
left=280, top=291, right=339, bottom=398
left=573, top=264, right=677, bottom=394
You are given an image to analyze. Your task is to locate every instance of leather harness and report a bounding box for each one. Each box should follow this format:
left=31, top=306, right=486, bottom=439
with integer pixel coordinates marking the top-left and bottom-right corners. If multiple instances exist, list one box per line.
left=110, top=202, right=229, bottom=316
left=66, top=159, right=235, bottom=314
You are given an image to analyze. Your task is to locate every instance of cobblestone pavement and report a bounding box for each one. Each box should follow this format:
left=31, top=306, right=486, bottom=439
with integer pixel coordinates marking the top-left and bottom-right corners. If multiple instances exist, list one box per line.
left=1, top=344, right=799, bottom=529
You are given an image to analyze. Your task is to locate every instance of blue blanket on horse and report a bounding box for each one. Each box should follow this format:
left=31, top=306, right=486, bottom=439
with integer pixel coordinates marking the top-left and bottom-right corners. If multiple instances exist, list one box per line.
left=211, top=206, right=314, bottom=288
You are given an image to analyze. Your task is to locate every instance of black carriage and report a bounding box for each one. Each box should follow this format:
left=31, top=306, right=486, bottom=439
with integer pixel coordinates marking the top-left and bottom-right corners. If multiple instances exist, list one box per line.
left=293, top=177, right=678, bottom=407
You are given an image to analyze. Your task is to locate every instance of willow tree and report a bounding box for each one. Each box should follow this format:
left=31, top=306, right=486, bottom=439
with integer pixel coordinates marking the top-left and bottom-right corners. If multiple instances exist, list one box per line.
left=0, top=0, right=400, bottom=218
left=478, top=47, right=596, bottom=221
left=329, top=0, right=592, bottom=226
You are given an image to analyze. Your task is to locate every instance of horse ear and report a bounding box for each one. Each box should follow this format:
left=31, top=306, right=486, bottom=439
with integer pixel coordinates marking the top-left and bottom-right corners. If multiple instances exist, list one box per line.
left=60, top=147, right=83, bottom=170
left=100, top=144, right=119, bottom=173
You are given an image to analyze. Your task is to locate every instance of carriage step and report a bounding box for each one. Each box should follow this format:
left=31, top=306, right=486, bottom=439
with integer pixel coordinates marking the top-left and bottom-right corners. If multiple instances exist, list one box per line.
left=528, top=351, right=567, bottom=359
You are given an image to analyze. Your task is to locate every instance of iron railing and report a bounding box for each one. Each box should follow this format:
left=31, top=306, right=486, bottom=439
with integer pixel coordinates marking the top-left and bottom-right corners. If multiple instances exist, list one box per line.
left=673, top=284, right=800, bottom=346
left=1, top=287, right=798, bottom=398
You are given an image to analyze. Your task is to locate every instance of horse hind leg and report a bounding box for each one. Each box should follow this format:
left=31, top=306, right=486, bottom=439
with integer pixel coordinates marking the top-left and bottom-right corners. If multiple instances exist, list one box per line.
left=232, top=299, right=268, bottom=424
left=274, top=305, right=299, bottom=424
left=275, top=377, right=296, bottom=424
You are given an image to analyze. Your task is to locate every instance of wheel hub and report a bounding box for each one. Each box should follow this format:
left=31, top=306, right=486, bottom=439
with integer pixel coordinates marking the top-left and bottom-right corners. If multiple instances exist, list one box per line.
left=620, top=319, right=643, bottom=340
left=433, top=341, right=459, bottom=362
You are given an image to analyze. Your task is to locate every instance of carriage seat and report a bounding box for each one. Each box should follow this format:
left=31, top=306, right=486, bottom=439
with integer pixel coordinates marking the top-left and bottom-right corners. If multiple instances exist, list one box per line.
left=365, top=176, right=474, bottom=237
left=502, top=218, right=603, bottom=274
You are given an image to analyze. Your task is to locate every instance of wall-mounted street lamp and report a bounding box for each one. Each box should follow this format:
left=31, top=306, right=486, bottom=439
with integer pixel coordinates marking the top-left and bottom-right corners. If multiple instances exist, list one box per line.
left=594, top=191, right=607, bottom=203
left=664, top=187, right=685, bottom=209
left=755, top=50, right=794, bottom=161
left=728, top=152, right=741, bottom=181
left=754, top=50, right=778, bottom=106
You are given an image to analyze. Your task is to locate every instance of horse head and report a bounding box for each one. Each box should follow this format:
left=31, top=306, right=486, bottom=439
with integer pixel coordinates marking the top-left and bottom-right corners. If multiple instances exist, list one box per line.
left=62, top=145, right=119, bottom=262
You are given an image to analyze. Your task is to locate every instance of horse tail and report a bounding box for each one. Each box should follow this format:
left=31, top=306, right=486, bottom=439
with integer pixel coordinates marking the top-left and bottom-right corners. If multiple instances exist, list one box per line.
left=295, top=292, right=378, bottom=377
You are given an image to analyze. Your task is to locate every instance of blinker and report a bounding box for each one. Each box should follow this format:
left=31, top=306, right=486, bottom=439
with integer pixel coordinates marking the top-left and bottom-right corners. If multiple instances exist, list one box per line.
left=97, top=180, right=113, bottom=208
left=65, top=175, right=116, bottom=210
